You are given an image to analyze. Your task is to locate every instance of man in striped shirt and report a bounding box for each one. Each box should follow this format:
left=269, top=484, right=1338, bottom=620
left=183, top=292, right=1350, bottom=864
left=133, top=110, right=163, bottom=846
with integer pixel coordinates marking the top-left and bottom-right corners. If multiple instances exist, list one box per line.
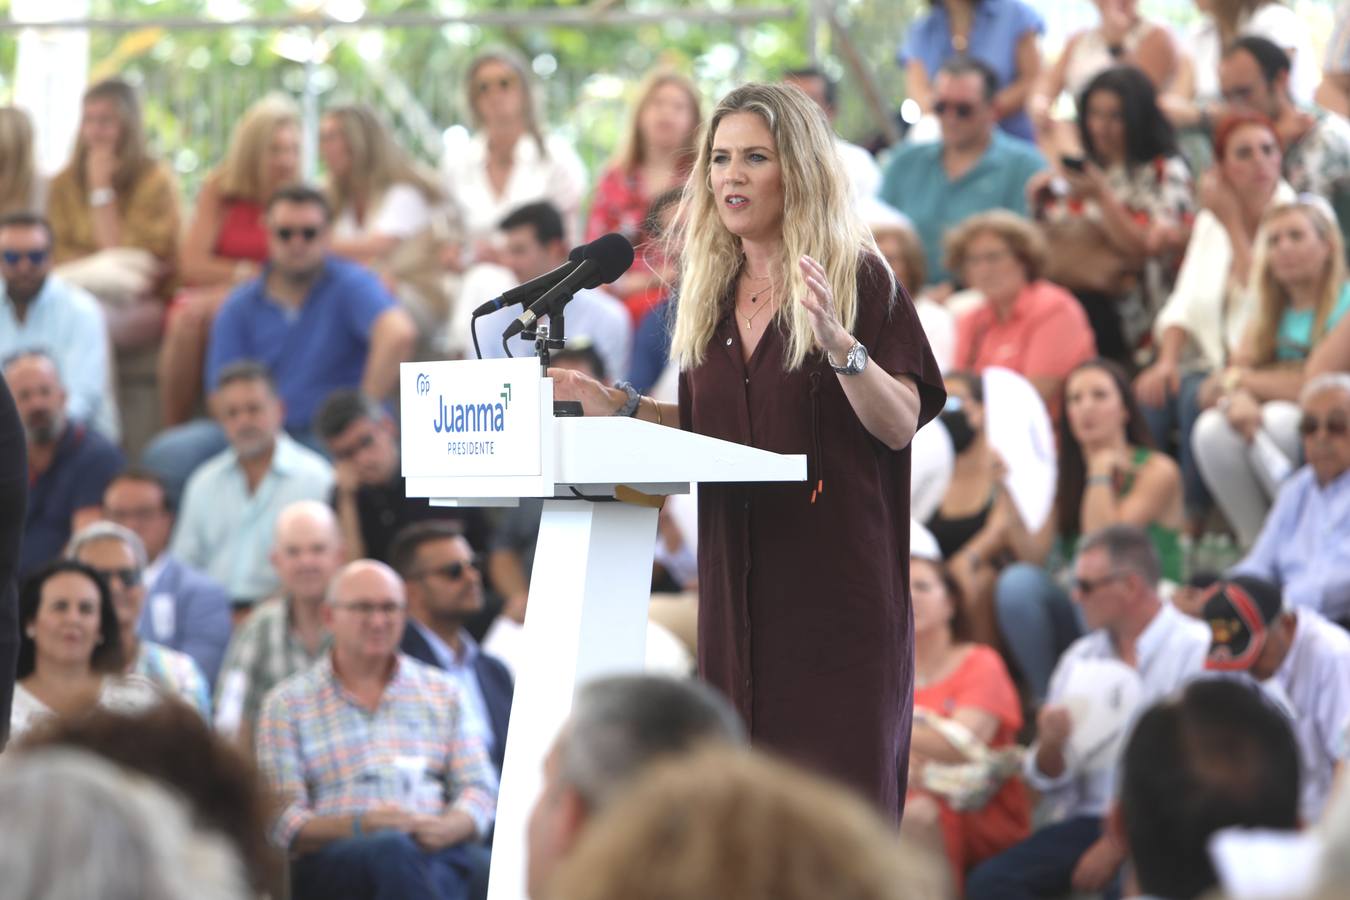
left=257, top=559, right=498, bottom=900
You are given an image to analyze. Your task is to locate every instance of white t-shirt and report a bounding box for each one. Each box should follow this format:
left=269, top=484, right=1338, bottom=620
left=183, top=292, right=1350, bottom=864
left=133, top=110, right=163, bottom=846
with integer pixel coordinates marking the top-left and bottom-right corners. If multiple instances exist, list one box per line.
left=1190, top=4, right=1318, bottom=105
left=332, top=182, right=433, bottom=240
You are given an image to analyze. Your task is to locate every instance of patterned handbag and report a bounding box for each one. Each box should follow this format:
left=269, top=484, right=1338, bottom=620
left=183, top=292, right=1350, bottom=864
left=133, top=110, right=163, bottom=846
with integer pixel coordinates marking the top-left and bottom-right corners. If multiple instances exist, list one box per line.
left=914, top=707, right=1026, bottom=812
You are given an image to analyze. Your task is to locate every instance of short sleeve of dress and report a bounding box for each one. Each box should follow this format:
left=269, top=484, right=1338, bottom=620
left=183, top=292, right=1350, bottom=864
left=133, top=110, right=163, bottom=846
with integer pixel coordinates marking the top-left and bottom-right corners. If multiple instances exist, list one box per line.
left=950, top=645, right=1023, bottom=736
left=857, top=253, right=946, bottom=432
left=370, top=184, right=432, bottom=238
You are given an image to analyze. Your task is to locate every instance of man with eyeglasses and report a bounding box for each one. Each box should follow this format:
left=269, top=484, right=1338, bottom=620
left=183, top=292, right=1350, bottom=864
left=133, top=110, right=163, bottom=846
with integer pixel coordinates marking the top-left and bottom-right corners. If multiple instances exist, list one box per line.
left=1200, top=575, right=1350, bottom=823
left=142, top=183, right=418, bottom=501
left=0, top=211, right=118, bottom=442
left=967, top=524, right=1210, bottom=900
left=7, top=349, right=124, bottom=578
left=315, top=389, right=490, bottom=565
left=878, top=56, right=1045, bottom=291
left=1219, top=36, right=1350, bottom=240
left=1231, top=373, right=1350, bottom=627
left=66, top=520, right=211, bottom=717
left=213, top=500, right=342, bottom=753
left=257, top=558, right=497, bottom=900
left=389, top=522, right=513, bottom=776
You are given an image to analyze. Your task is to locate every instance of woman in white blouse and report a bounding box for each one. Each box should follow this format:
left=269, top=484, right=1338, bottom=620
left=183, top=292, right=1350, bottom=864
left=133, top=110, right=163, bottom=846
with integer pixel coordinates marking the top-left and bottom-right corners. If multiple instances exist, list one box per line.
left=10, top=560, right=157, bottom=742
left=441, top=47, right=588, bottom=355
left=320, top=104, right=452, bottom=328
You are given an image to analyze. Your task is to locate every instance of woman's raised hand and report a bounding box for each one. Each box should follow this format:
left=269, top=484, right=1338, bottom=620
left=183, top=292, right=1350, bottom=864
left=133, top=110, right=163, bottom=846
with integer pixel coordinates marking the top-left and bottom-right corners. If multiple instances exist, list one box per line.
left=798, top=255, right=853, bottom=360
left=548, top=366, right=623, bottom=416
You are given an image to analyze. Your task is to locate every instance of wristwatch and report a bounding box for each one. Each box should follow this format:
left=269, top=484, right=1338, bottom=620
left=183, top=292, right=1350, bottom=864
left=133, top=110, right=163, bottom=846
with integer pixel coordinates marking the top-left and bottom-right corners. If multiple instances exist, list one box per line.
left=89, top=187, right=115, bottom=208
left=829, top=340, right=868, bottom=376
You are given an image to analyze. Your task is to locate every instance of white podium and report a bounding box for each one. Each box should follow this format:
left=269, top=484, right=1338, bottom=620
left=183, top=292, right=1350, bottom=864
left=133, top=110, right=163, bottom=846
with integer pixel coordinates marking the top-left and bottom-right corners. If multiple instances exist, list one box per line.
left=401, top=359, right=804, bottom=900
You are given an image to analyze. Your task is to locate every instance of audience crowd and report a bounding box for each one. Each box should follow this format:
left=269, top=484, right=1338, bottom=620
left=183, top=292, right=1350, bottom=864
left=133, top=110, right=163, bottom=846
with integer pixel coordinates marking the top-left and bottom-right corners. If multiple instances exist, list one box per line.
left=3, top=16, right=1350, bottom=900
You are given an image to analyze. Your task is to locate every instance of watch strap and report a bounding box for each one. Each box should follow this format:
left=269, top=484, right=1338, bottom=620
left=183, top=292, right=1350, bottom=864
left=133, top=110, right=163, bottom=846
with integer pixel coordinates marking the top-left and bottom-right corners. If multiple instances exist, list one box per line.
left=612, top=381, right=642, bottom=417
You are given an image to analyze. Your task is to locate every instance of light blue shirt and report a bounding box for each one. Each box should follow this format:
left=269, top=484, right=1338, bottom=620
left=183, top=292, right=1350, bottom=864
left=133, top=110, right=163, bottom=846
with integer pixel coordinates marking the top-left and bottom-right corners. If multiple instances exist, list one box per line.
left=1234, top=466, right=1350, bottom=622
left=1275, top=282, right=1350, bottom=362
left=410, top=619, right=493, bottom=748
left=171, top=433, right=334, bottom=604
left=0, top=274, right=118, bottom=440
left=879, top=131, right=1046, bottom=285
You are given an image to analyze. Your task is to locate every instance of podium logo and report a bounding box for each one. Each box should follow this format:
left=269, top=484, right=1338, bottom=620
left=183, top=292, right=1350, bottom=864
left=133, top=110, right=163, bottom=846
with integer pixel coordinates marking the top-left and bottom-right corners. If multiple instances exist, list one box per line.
left=432, top=382, right=513, bottom=434
left=415, top=372, right=431, bottom=396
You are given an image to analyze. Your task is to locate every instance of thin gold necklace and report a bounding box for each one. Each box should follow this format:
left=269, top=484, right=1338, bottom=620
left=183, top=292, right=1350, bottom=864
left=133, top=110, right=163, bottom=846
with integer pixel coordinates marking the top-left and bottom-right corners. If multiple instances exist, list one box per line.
left=738, top=285, right=776, bottom=330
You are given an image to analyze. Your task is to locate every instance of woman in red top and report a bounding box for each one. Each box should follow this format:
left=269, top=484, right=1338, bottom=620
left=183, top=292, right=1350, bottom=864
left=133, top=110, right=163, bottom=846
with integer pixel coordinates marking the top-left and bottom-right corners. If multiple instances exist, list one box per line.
left=586, top=69, right=701, bottom=325
left=906, top=553, right=1029, bottom=890
left=159, top=95, right=301, bottom=425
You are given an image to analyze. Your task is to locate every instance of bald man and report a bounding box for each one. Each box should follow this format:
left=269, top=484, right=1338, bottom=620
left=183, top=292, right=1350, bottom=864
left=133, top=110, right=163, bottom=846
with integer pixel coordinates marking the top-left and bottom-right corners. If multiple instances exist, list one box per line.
left=257, top=560, right=499, bottom=900
left=6, top=349, right=124, bottom=577
left=214, top=500, right=344, bottom=748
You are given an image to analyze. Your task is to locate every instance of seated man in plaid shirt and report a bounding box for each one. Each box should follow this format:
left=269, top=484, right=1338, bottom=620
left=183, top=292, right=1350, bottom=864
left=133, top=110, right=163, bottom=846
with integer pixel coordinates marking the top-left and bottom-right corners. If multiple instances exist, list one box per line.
left=257, top=559, right=498, bottom=900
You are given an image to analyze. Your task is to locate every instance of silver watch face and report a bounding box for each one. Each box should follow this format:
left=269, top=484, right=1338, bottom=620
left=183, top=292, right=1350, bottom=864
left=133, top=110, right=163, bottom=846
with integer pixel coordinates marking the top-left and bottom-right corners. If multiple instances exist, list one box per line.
left=849, top=342, right=868, bottom=370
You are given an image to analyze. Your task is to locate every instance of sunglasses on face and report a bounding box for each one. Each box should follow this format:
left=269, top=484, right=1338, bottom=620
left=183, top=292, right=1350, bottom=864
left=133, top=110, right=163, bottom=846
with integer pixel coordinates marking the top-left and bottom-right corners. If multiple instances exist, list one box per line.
left=1299, top=413, right=1349, bottom=437
left=1072, top=572, right=1125, bottom=596
left=1, top=249, right=48, bottom=266
left=274, top=226, right=320, bottom=243
left=335, top=601, right=404, bottom=617
left=419, top=559, right=481, bottom=582
left=934, top=100, right=976, bottom=119
left=93, top=567, right=142, bottom=588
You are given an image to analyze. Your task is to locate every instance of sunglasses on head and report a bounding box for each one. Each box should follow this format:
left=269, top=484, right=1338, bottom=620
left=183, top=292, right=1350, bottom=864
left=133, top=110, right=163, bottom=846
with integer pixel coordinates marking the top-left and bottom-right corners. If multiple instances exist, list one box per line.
left=934, top=100, right=976, bottom=119
left=420, top=559, right=480, bottom=581
left=1, top=249, right=48, bottom=266
left=1299, top=413, right=1349, bottom=437
left=274, top=226, right=320, bottom=243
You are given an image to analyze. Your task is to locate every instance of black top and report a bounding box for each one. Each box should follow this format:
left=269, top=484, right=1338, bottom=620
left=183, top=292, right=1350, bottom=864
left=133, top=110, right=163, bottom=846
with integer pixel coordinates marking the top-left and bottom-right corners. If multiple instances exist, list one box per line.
left=926, top=492, right=995, bottom=561
left=334, top=474, right=492, bottom=564
left=0, top=377, right=28, bottom=748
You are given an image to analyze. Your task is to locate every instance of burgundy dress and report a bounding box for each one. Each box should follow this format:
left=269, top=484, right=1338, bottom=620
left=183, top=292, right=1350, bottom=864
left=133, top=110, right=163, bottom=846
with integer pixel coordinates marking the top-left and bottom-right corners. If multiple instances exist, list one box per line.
left=678, top=253, right=945, bottom=821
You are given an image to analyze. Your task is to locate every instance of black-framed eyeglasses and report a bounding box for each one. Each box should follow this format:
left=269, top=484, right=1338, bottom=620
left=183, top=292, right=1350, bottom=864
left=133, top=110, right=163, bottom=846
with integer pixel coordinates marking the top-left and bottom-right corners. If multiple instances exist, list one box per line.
left=1073, top=572, right=1126, bottom=596
left=1299, top=413, right=1349, bottom=437
left=1, top=249, right=48, bottom=266
left=934, top=100, right=976, bottom=119
left=274, top=226, right=320, bottom=243
left=92, top=566, right=142, bottom=588
left=417, top=559, right=481, bottom=582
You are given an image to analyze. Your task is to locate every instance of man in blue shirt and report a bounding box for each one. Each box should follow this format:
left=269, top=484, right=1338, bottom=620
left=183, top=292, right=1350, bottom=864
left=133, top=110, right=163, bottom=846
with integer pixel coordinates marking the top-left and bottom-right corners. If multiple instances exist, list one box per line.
left=879, top=57, right=1045, bottom=289
left=390, top=522, right=514, bottom=778
left=5, top=349, right=124, bottom=577
left=142, top=184, right=417, bottom=500
left=0, top=212, right=118, bottom=441
left=1233, top=373, right=1350, bottom=625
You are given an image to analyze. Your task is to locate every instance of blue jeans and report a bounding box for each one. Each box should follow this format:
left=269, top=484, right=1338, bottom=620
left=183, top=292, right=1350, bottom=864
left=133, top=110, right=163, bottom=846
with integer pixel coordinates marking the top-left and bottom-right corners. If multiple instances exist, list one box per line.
left=290, top=832, right=491, bottom=900
left=140, top=419, right=327, bottom=505
left=1139, top=369, right=1211, bottom=518
left=967, top=815, right=1118, bottom=900
left=995, top=564, right=1083, bottom=703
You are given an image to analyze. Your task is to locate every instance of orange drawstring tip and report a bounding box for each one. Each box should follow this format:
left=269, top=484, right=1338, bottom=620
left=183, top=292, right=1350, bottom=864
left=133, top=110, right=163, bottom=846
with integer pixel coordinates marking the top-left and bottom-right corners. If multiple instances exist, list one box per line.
left=809, top=480, right=824, bottom=504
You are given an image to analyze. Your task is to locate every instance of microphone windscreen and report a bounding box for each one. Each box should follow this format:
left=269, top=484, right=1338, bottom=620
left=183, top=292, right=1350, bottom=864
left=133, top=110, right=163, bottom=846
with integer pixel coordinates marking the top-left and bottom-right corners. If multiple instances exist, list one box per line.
left=581, top=233, right=636, bottom=284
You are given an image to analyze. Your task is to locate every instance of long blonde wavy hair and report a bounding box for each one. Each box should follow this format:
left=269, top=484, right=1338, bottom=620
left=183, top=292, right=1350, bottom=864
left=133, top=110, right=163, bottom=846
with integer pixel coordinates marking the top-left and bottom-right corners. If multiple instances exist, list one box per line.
left=215, top=94, right=300, bottom=202
left=0, top=107, right=37, bottom=215
left=668, top=82, right=885, bottom=372
left=322, top=103, right=445, bottom=218
left=65, top=78, right=153, bottom=194
left=1247, top=199, right=1346, bottom=365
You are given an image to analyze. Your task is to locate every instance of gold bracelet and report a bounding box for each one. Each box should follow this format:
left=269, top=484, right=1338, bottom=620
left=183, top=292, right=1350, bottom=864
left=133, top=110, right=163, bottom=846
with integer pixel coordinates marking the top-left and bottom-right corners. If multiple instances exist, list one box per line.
left=646, top=394, right=663, bottom=427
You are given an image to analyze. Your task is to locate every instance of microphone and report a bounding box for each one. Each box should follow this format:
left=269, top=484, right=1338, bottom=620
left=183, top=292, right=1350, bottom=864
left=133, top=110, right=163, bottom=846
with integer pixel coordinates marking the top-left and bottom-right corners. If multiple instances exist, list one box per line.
left=470, top=245, right=587, bottom=317
left=502, top=233, right=634, bottom=341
